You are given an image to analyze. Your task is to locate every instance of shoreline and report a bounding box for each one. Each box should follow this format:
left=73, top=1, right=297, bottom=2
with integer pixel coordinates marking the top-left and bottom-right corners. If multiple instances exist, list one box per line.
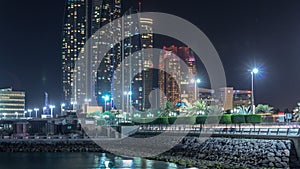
left=0, top=137, right=296, bottom=169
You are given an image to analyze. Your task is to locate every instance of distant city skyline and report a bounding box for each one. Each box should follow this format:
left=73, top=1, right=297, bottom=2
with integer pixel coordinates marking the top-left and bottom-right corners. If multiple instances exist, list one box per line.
left=1, top=0, right=300, bottom=110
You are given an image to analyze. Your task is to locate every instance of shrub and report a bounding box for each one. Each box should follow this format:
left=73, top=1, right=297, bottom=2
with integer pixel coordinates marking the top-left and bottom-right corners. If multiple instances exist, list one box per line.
left=231, top=115, right=245, bottom=124
left=118, top=122, right=134, bottom=126
left=219, top=114, right=232, bottom=124
left=196, top=116, right=207, bottom=125
left=205, top=115, right=222, bottom=124
left=152, top=117, right=169, bottom=125
left=132, top=118, right=157, bottom=125
left=168, top=117, right=178, bottom=125
left=261, top=115, right=274, bottom=123
left=245, top=114, right=262, bottom=124
left=175, top=116, right=196, bottom=125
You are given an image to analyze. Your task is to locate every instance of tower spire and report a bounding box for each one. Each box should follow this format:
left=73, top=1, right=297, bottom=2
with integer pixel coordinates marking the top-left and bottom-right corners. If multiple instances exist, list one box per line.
left=44, top=92, right=50, bottom=115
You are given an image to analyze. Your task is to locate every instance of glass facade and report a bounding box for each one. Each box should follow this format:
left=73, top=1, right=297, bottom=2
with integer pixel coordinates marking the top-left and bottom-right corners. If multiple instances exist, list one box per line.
left=0, top=88, right=25, bottom=118
left=62, top=0, right=87, bottom=110
left=63, top=1, right=154, bottom=113
left=159, top=46, right=197, bottom=105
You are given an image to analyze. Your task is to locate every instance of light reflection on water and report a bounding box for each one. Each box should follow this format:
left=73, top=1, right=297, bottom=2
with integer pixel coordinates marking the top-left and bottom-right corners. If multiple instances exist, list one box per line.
left=94, top=153, right=184, bottom=169
left=0, top=152, right=190, bottom=169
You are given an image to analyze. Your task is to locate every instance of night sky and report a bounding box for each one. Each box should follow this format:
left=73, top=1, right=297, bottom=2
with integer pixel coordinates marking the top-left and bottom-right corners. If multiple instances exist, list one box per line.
left=0, top=0, right=300, bottom=110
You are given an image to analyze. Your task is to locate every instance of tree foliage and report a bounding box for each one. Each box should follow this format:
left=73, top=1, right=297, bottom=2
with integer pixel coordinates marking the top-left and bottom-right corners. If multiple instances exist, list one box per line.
left=237, top=105, right=251, bottom=114
left=255, top=104, right=274, bottom=114
left=191, top=101, right=207, bottom=115
left=160, top=101, right=174, bottom=116
left=207, top=105, right=222, bottom=115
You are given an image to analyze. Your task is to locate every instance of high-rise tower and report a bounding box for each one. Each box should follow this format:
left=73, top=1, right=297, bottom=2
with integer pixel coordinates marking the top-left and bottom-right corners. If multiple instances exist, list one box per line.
left=62, top=0, right=87, bottom=111
left=62, top=0, right=154, bottom=113
left=159, top=46, right=197, bottom=105
left=62, top=0, right=122, bottom=111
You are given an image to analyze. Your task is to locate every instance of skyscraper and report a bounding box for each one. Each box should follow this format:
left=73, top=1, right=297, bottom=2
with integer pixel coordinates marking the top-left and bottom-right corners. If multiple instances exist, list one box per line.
left=62, top=0, right=87, bottom=111
left=62, top=0, right=154, bottom=113
left=0, top=88, right=25, bottom=118
left=159, top=46, right=197, bottom=106
left=62, top=0, right=122, bottom=111
left=139, top=17, right=154, bottom=111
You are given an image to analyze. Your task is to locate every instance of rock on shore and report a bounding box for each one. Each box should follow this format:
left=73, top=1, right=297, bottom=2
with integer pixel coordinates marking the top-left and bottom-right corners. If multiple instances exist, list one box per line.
left=152, top=137, right=291, bottom=169
left=0, top=140, right=105, bottom=153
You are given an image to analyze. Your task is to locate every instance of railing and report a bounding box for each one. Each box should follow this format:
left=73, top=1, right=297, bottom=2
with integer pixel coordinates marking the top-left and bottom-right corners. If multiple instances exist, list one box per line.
left=137, top=127, right=300, bottom=137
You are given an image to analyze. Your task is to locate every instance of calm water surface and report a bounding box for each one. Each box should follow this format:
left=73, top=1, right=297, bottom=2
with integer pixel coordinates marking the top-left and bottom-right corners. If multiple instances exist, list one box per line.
left=0, top=153, right=187, bottom=169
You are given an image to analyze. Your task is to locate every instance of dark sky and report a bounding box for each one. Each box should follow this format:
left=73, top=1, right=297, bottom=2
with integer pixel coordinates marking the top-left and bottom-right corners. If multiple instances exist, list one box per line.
left=0, top=0, right=300, bottom=110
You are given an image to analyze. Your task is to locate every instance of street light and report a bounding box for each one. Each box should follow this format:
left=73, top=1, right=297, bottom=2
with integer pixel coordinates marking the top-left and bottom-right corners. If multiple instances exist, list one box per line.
left=60, top=103, right=66, bottom=116
left=84, top=98, right=91, bottom=104
left=102, top=95, right=110, bottom=112
left=49, top=105, right=55, bottom=118
left=123, top=91, right=132, bottom=121
left=191, top=78, right=201, bottom=101
left=27, top=109, right=33, bottom=118
left=43, top=107, right=47, bottom=114
left=251, top=68, right=259, bottom=114
left=3, top=113, right=7, bottom=119
left=15, top=112, right=18, bottom=119
left=70, top=101, right=77, bottom=111
left=34, top=108, right=39, bottom=118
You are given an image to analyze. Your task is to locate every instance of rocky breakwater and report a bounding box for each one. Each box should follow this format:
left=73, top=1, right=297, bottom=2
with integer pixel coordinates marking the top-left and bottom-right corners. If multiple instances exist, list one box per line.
left=153, top=137, right=292, bottom=169
left=0, top=140, right=105, bottom=153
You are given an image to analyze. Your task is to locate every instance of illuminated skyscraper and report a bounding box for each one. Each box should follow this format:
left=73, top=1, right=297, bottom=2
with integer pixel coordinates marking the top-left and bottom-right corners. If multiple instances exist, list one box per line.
left=62, top=0, right=87, bottom=111
left=139, top=17, right=154, bottom=110
left=159, top=46, right=197, bottom=105
left=62, top=0, right=154, bottom=113
left=62, top=0, right=122, bottom=111
left=0, top=88, right=25, bottom=118
left=97, top=4, right=154, bottom=112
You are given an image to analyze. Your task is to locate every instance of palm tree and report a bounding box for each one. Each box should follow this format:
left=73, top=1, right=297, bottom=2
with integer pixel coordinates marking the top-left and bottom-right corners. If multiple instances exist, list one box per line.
left=190, top=101, right=207, bottom=115
left=207, top=105, right=222, bottom=115
left=255, top=104, right=274, bottom=114
left=160, top=101, right=174, bottom=116
left=237, top=105, right=251, bottom=114
left=294, top=110, right=300, bottom=122
left=206, top=105, right=223, bottom=125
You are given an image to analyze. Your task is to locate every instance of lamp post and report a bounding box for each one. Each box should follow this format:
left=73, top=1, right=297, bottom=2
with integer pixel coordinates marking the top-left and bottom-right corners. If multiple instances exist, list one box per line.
left=3, top=113, right=7, bottom=119
left=27, top=109, right=33, bottom=118
left=84, top=99, right=91, bottom=104
left=43, top=107, right=46, bottom=114
left=71, top=101, right=77, bottom=111
left=123, top=91, right=132, bottom=121
left=49, top=105, right=55, bottom=118
left=102, top=95, right=109, bottom=112
left=34, top=108, right=39, bottom=118
left=191, top=78, right=201, bottom=101
left=251, top=68, right=259, bottom=114
left=60, top=103, right=66, bottom=116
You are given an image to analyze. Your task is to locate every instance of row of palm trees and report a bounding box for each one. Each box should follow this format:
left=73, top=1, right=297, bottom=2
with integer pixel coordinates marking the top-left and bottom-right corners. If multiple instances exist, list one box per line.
left=161, top=100, right=274, bottom=116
